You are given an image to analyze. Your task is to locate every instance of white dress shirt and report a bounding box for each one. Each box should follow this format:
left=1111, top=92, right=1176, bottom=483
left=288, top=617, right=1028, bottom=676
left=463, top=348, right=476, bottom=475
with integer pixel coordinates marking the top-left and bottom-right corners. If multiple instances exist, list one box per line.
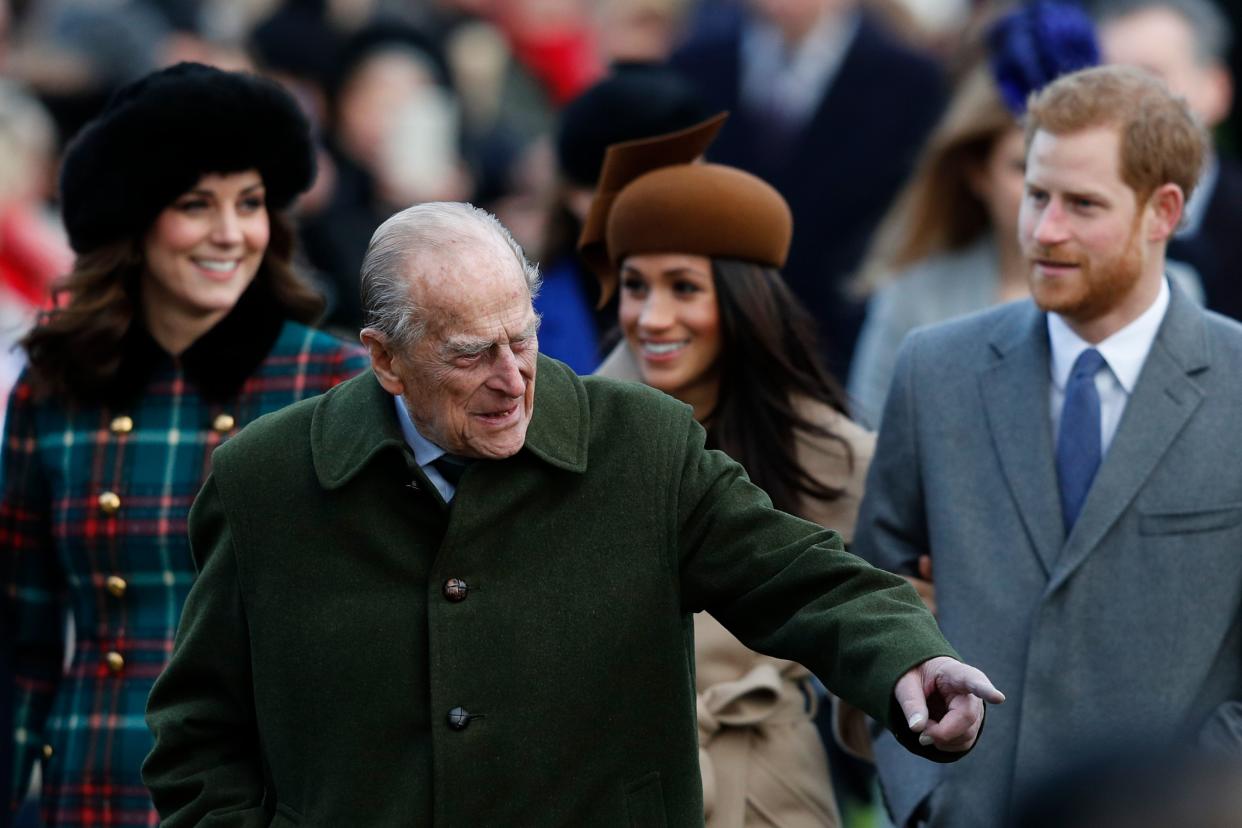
left=1047, top=277, right=1170, bottom=456
left=392, top=395, right=456, bottom=502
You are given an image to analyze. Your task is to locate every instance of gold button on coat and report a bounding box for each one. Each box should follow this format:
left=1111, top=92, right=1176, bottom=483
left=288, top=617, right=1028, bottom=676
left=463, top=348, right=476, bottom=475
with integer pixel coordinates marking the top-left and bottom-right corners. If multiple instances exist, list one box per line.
left=110, top=415, right=134, bottom=434
left=106, top=575, right=127, bottom=598
left=42, top=744, right=53, bottom=760
left=98, top=491, right=121, bottom=514
left=213, top=413, right=235, bottom=432
left=105, top=651, right=125, bottom=673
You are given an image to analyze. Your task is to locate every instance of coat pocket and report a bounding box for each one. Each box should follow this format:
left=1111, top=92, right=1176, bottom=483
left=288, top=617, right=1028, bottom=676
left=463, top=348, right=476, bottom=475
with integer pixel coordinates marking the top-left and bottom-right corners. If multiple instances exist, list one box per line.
left=1139, top=503, right=1242, bottom=536
left=625, top=771, right=668, bottom=828
left=270, top=802, right=303, bottom=826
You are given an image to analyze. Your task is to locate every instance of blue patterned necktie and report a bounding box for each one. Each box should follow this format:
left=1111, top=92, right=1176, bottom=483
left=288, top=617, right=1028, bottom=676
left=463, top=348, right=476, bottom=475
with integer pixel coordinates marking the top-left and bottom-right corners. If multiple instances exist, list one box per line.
left=1056, top=348, right=1106, bottom=533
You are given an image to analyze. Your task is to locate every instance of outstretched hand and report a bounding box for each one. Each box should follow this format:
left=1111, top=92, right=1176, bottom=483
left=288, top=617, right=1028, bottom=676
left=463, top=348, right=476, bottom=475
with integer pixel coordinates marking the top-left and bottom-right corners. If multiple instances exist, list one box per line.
left=894, top=656, right=1004, bottom=752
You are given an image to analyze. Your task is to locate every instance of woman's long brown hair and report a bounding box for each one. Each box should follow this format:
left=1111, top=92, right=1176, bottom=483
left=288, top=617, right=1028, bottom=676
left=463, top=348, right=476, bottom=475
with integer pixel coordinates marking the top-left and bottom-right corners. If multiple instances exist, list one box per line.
left=22, top=213, right=324, bottom=402
left=706, top=259, right=853, bottom=515
left=854, top=65, right=1015, bottom=295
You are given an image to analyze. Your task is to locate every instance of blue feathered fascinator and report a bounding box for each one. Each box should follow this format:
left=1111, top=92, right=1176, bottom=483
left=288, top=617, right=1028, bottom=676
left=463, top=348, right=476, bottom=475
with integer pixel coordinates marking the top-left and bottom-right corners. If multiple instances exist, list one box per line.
left=988, top=1, right=1100, bottom=116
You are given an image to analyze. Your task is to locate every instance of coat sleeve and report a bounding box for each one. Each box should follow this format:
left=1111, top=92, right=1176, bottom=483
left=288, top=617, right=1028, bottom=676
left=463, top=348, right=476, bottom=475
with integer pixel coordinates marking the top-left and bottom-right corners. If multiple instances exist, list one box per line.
left=670, top=403, right=961, bottom=761
left=1, top=375, right=65, bottom=816
left=852, top=331, right=930, bottom=579
left=142, top=475, right=268, bottom=828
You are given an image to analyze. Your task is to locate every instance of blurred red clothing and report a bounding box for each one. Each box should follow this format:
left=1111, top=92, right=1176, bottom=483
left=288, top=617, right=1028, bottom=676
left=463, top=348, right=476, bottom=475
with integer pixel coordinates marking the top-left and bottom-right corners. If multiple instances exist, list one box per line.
left=495, top=2, right=604, bottom=105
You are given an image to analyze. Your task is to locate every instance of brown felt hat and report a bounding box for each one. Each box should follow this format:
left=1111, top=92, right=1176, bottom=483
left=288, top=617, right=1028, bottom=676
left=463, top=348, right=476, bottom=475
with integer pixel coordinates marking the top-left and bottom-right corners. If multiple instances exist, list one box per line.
left=578, top=113, right=793, bottom=306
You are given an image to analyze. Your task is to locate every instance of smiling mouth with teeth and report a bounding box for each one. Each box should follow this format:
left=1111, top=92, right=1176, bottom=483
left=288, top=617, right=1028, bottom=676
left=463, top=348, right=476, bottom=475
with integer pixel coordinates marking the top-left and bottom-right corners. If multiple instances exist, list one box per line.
left=643, top=341, right=688, bottom=355
left=195, top=260, right=239, bottom=272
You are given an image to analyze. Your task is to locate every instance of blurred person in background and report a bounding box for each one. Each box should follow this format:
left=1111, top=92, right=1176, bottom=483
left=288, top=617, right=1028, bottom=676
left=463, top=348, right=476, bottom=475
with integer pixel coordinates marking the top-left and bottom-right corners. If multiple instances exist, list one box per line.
left=539, top=65, right=707, bottom=372
left=0, top=68, right=70, bottom=828
left=848, top=2, right=1100, bottom=427
left=299, top=19, right=472, bottom=332
left=0, top=81, right=72, bottom=434
left=670, top=0, right=948, bottom=375
left=584, top=114, right=874, bottom=827
left=1095, top=0, right=1242, bottom=322
left=492, top=0, right=604, bottom=105
left=2, top=63, right=367, bottom=827
left=594, top=0, right=693, bottom=64
left=3, top=0, right=173, bottom=141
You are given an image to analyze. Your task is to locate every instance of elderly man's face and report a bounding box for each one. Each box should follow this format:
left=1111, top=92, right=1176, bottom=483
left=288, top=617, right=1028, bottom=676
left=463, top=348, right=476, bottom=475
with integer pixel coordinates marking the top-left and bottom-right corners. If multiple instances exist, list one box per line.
left=368, top=235, right=539, bottom=459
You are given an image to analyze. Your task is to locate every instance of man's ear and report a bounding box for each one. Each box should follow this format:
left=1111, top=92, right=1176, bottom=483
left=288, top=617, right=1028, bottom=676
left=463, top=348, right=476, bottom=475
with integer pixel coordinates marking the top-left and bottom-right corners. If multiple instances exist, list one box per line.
left=1145, top=183, right=1185, bottom=243
left=360, top=328, right=405, bottom=396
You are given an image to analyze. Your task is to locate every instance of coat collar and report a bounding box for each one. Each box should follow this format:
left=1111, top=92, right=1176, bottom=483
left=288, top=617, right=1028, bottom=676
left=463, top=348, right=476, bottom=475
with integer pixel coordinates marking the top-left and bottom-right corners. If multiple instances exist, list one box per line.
left=313, top=354, right=590, bottom=490
left=1049, top=280, right=1209, bottom=589
left=112, top=279, right=284, bottom=406
left=979, top=281, right=1210, bottom=578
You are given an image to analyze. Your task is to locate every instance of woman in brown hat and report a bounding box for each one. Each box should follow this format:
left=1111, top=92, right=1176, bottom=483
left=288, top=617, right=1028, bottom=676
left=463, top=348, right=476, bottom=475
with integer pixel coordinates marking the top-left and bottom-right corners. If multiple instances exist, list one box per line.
left=582, top=115, right=875, bottom=828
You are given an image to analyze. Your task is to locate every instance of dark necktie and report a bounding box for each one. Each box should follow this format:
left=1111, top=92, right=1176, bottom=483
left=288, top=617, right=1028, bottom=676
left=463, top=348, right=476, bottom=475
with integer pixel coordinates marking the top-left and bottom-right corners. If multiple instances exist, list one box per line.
left=431, top=454, right=473, bottom=487
left=1056, top=348, right=1106, bottom=533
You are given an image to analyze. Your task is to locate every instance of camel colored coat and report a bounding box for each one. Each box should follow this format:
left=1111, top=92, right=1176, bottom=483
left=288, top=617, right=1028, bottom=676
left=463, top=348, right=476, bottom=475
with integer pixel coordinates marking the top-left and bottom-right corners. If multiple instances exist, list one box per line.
left=597, top=345, right=875, bottom=828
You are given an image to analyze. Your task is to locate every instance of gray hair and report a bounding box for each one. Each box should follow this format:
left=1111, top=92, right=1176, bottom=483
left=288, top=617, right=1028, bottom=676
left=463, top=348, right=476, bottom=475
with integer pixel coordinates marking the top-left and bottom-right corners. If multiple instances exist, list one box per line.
left=1093, top=0, right=1233, bottom=64
left=359, top=201, right=542, bottom=348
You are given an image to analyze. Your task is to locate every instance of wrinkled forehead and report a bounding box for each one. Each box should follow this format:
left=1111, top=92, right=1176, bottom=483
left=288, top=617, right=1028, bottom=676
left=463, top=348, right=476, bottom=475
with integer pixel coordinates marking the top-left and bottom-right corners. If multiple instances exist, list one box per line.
left=412, top=233, right=533, bottom=332
left=413, top=230, right=525, bottom=297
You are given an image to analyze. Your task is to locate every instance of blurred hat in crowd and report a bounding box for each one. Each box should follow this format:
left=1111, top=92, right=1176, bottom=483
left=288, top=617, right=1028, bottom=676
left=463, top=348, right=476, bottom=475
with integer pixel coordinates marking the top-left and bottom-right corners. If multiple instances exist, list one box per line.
left=579, top=113, right=793, bottom=305
left=250, top=0, right=343, bottom=91
left=59, top=62, right=315, bottom=255
left=556, top=64, right=709, bottom=188
left=333, top=18, right=454, bottom=98
left=988, top=0, right=1100, bottom=116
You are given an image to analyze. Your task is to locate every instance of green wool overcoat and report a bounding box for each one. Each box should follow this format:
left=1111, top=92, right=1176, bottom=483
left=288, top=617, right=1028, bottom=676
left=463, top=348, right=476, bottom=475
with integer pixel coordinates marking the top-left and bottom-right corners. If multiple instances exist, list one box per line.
left=143, top=356, right=958, bottom=827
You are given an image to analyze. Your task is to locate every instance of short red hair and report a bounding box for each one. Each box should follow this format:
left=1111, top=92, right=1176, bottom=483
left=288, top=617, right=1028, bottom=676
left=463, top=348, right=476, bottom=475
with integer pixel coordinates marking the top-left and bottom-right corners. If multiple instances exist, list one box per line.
left=1025, top=65, right=1207, bottom=203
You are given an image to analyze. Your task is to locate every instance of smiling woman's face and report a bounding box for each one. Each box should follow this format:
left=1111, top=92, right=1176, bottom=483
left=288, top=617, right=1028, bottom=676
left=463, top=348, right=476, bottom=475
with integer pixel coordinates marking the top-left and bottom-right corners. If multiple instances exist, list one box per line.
left=618, top=252, right=722, bottom=415
left=142, top=169, right=269, bottom=335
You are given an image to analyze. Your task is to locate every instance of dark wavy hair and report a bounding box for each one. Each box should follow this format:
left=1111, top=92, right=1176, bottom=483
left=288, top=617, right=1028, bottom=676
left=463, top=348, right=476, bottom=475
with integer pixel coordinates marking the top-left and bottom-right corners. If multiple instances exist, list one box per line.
left=21, top=212, right=324, bottom=401
left=706, top=259, right=853, bottom=514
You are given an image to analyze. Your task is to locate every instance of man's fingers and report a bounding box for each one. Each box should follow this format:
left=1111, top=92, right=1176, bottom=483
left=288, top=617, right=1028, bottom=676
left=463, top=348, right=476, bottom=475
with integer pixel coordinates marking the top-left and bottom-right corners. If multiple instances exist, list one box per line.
left=921, top=696, right=983, bottom=751
left=967, top=677, right=1005, bottom=704
left=894, top=670, right=930, bottom=733
left=936, top=662, right=1006, bottom=704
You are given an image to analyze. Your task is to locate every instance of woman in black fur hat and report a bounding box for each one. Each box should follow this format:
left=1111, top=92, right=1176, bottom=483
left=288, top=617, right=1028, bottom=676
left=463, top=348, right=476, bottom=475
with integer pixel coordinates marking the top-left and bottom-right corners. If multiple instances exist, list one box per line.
left=1, top=62, right=368, bottom=827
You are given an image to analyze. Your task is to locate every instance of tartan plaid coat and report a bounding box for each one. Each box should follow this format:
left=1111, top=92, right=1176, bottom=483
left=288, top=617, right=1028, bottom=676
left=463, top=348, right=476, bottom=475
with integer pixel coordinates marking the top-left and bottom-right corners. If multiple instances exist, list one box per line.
left=2, top=292, right=368, bottom=827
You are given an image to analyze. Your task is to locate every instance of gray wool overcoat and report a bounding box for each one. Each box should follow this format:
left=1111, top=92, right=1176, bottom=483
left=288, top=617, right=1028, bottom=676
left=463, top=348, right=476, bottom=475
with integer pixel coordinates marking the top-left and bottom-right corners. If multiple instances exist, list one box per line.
left=143, top=356, right=958, bottom=827
left=854, top=282, right=1242, bottom=828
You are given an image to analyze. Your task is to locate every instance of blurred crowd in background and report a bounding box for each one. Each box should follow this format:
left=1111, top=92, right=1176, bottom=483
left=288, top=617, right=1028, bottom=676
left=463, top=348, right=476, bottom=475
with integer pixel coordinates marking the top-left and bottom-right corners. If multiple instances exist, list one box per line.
left=1, top=0, right=1241, bottom=417
left=2, top=1, right=1242, bottom=824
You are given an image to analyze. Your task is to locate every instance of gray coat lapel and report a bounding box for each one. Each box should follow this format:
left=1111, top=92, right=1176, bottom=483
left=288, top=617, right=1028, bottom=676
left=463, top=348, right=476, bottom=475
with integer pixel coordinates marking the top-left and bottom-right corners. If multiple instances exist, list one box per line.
left=1049, top=285, right=1209, bottom=592
left=980, top=302, right=1064, bottom=575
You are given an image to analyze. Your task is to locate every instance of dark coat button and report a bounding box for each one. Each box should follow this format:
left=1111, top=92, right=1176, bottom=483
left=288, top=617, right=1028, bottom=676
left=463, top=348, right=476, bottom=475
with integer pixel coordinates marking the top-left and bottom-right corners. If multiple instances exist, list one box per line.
left=443, top=578, right=469, bottom=602
left=447, top=706, right=471, bottom=731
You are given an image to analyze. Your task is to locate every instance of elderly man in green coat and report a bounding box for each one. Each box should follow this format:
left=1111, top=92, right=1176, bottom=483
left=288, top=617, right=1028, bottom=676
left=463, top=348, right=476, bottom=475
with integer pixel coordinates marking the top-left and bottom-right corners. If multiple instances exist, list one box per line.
left=143, top=202, right=1002, bottom=826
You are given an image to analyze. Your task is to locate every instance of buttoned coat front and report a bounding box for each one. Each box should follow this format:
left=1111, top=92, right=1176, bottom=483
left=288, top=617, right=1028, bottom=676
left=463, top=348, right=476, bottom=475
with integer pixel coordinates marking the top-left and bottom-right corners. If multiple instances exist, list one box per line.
left=2, top=316, right=367, bottom=828
left=854, top=284, right=1242, bottom=828
left=143, top=356, right=958, bottom=827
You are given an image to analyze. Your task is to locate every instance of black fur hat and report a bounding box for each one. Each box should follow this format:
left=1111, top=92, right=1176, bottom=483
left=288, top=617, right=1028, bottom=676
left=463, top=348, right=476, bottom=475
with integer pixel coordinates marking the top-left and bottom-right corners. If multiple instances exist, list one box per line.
left=59, top=62, right=316, bottom=254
